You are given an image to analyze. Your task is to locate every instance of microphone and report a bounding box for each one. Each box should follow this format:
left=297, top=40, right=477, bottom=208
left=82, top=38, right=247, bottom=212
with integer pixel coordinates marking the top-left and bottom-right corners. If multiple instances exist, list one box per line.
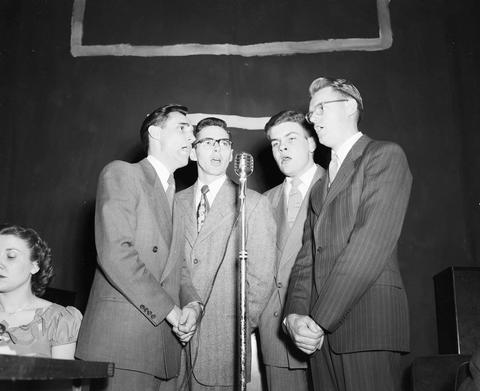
left=234, top=152, right=254, bottom=178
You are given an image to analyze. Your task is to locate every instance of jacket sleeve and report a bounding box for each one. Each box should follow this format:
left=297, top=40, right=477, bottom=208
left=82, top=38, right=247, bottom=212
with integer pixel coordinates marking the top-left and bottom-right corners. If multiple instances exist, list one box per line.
left=94, top=162, right=175, bottom=326
left=311, top=143, right=412, bottom=332
left=283, top=196, right=316, bottom=318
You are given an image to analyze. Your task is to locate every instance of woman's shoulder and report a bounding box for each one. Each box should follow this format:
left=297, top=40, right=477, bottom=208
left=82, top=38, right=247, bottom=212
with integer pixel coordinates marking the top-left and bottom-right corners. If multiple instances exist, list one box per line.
left=38, top=302, right=83, bottom=322
left=37, top=302, right=83, bottom=346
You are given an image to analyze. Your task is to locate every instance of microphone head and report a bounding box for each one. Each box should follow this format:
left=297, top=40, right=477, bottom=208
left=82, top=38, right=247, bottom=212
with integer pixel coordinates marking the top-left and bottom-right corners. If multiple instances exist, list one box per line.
left=234, top=152, right=254, bottom=177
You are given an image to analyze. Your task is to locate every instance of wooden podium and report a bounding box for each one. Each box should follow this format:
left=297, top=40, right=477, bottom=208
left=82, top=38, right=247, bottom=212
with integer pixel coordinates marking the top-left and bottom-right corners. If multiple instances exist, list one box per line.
left=0, top=354, right=114, bottom=390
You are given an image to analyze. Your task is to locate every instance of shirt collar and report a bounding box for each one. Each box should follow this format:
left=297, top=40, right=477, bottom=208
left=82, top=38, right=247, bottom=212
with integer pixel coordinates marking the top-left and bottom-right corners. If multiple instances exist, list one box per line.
left=195, top=175, right=227, bottom=206
left=284, top=163, right=318, bottom=200
left=147, top=155, right=171, bottom=192
left=333, top=132, right=363, bottom=167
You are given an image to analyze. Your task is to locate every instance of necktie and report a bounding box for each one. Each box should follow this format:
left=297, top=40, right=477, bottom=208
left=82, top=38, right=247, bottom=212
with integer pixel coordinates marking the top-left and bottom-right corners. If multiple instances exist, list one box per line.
left=328, top=151, right=340, bottom=187
left=166, top=174, right=175, bottom=211
left=197, top=185, right=210, bottom=232
left=287, top=178, right=302, bottom=228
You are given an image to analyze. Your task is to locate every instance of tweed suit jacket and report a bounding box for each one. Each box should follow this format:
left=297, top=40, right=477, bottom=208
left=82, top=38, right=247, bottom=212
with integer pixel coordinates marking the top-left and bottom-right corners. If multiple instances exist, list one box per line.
left=76, top=158, right=200, bottom=379
left=175, top=178, right=276, bottom=386
left=284, top=135, right=412, bottom=354
left=258, top=165, right=325, bottom=368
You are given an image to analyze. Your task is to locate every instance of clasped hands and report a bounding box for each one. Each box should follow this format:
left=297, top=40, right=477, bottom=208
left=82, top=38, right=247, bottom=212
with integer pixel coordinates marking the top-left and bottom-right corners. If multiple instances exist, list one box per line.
left=167, top=302, right=202, bottom=345
left=285, top=314, right=324, bottom=355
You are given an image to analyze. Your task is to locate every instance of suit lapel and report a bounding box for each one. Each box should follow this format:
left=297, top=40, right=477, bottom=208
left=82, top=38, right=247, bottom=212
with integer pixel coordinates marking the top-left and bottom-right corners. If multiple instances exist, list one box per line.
left=139, top=159, right=172, bottom=244
left=315, top=135, right=371, bottom=228
left=176, top=185, right=197, bottom=247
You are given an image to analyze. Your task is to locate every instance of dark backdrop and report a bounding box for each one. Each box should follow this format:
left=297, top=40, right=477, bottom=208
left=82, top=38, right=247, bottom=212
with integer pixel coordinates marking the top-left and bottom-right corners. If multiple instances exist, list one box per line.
left=1, top=0, right=479, bottom=385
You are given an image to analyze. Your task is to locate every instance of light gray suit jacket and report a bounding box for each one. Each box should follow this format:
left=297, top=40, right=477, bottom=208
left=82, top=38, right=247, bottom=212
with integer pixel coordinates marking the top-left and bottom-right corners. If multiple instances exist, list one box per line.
left=76, top=159, right=199, bottom=379
left=285, top=135, right=412, bottom=354
left=175, top=178, right=276, bottom=386
left=259, top=165, right=325, bottom=368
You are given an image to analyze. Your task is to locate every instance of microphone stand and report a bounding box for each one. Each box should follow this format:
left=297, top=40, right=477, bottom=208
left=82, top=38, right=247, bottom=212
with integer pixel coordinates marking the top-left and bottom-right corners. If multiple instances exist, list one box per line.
left=238, top=173, right=248, bottom=391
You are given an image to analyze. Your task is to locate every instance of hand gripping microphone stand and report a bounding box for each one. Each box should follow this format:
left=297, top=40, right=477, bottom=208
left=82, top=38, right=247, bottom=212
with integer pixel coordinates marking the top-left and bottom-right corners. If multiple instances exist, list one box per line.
left=234, top=152, right=254, bottom=391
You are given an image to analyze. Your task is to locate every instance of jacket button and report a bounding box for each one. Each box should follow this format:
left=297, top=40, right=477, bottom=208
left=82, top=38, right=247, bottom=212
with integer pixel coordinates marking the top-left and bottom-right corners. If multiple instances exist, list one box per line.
left=277, top=282, right=283, bottom=288
left=193, top=258, right=199, bottom=264
left=152, top=246, right=158, bottom=253
left=273, top=312, right=279, bottom=317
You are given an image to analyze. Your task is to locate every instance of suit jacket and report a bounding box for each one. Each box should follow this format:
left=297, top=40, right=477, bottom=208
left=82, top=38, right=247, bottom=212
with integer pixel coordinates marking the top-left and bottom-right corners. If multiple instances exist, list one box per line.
left=76, top=159, right=199, bottom=379
left=175, top=178, right=276, bottom=386
left=258, top=165, right=325, bottom=368
left=284, top=135, right=412, bottom=354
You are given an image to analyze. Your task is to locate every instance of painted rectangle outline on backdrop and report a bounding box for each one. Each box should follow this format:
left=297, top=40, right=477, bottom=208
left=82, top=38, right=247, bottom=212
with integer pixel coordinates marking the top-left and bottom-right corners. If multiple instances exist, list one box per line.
left=71, top=0, right=393, bottom=57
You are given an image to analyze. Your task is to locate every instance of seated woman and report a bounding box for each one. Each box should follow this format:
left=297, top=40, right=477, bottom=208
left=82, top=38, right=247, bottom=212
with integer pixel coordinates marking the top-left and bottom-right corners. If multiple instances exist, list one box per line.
left=0, top=224, right=82, bottom=359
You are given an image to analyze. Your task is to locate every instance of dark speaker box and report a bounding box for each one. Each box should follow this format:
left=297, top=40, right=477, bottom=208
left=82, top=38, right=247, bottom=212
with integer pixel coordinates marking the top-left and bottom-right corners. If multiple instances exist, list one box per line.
left=434, top=267, right=480, bottom=354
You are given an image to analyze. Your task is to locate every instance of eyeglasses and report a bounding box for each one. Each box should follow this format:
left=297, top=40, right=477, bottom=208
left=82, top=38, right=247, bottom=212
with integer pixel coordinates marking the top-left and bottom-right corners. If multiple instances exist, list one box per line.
left=193, top=137, right=232, bottom=149
left=305, top=99, right=349, bottom=123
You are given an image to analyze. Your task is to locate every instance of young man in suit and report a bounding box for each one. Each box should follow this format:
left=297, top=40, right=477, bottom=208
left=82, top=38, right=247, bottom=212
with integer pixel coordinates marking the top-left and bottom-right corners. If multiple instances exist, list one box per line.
left=258, top=110, right=325, bottom=391
left=175, top=117, right=276, bottom=390
left=284, top=78, right=412, bottom=391
left=76, top=104, right=202, bottom=391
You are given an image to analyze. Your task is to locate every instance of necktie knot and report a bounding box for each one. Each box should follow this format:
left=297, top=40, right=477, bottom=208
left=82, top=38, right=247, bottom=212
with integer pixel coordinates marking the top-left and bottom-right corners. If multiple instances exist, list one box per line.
left=201, top=185, right=210, bottom=195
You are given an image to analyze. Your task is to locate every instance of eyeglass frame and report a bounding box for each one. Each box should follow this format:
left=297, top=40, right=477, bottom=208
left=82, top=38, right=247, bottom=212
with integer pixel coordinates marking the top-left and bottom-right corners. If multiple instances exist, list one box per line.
left=193, top=137, right=233, bottom=149
left=305, top=99, right=350, bottom=123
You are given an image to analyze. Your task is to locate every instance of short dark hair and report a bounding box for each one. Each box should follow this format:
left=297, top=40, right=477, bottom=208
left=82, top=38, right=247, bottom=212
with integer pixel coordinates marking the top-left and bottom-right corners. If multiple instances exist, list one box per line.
left=0, top=224, right=54, bottom=297
left=195, top=117, right=231, bottom=138
left=140, top=104, right=189, bottom=153
left=309, top=77, right=363, bottom=121
left=264, top=110, right=315, bottom=139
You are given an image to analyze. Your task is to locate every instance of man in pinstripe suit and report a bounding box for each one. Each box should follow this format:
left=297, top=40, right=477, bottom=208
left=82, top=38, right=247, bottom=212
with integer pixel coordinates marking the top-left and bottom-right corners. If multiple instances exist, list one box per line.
left=284, top=77, right=412, bottom=391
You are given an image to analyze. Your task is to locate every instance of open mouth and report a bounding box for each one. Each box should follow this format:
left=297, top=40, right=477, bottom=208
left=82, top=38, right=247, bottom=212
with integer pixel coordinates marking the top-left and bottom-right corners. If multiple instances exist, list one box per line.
left=210, top=158, right=222, bottom=166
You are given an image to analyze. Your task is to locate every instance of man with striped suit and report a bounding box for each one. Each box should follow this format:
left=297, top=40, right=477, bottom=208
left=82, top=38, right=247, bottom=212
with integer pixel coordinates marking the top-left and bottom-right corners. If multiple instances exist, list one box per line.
left=258, top=110, right=325, bottom=391
left=284, top=77, right=412, bottom=391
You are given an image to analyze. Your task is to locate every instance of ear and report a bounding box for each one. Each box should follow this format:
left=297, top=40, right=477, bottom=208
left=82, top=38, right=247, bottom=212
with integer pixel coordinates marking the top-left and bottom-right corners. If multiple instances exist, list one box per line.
left=307, top=136, right=317, bottom=153
left=148, top=124, right=161, bottom=140
left=228, top=149, right=233, bottom=162
left=345, top=99, right=358, bottom=117
left=30, top=262, right=40, bottom=275
left=190, top=147, right=198, bottom=162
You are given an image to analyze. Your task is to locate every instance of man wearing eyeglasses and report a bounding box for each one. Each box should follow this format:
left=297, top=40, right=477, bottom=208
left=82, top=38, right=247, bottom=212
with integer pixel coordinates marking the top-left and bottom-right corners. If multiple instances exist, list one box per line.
left=77, top=104, right=202, bottom=391
left=284, top=78, right=412, bottom=391
left=175, top=117, right=276, bottom=390
left=257, top=110, right=325, bottom=391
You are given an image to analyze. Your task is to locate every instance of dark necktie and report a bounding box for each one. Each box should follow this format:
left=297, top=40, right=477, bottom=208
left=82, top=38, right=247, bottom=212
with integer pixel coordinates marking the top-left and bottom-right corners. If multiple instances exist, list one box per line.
left=166, top=174, right=175, bottom=211
left=197, top=185, right=210, bottom=232
left=287, top=178, right=302, bottom=228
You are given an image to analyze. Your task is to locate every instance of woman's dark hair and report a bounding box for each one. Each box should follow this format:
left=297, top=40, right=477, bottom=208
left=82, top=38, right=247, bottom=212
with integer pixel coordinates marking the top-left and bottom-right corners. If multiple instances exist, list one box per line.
left=0, top=224, right=54, bottom=296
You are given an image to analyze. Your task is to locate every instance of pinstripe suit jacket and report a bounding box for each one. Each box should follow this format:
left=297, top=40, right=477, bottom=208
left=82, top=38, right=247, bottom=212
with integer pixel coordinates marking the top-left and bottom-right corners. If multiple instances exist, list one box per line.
left=175, top=179, right=276, bottom=386
left=258, top=165, right=325, bottom=368
left=284, top=135, right=412, bottom=353
left=76, top=159, right=200, bottom=379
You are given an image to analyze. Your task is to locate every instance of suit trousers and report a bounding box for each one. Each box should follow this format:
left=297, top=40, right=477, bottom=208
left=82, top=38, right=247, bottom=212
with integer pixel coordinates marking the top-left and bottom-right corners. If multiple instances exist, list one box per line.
left=310, top=336, right=402, bottom=391
left=264, top=364, right=309, bottom=391
left=90, top=368, right=177, bottom=391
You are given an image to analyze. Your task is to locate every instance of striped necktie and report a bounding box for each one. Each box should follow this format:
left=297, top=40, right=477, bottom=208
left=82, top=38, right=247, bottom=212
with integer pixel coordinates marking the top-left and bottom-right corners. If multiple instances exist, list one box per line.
left=166, top=174, right=175, bottom=211
left=197, top=185, right=210, bottom=232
